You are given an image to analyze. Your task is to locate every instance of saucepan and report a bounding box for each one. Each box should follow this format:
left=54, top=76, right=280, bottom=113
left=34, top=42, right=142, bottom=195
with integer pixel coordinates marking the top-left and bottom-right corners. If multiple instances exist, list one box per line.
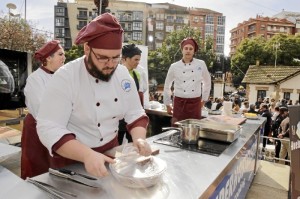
left=162, top=123, right=201, bottom=144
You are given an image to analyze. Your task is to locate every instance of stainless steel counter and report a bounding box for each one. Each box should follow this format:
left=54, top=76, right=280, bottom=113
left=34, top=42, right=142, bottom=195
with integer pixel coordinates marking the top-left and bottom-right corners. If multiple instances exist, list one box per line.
left=1, top=118, right=265, bottom=199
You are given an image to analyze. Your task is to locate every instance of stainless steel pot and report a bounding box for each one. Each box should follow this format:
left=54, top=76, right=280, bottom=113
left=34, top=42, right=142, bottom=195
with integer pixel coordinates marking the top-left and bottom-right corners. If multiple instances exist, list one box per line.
left=162, top=123, right=201, bottom=145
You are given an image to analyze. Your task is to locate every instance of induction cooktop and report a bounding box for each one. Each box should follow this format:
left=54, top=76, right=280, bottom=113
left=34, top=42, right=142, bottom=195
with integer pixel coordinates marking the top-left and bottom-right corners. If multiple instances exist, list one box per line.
left=153, top=131, right=232, bottom=156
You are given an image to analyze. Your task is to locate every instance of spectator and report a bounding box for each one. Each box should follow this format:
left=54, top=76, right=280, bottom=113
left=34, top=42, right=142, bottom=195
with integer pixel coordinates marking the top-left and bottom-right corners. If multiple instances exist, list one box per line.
left=260, top=104, right=272, bottom=149
left=278, top=110, right=290, bottom=164
left=205, top=97, right=214, bottom=109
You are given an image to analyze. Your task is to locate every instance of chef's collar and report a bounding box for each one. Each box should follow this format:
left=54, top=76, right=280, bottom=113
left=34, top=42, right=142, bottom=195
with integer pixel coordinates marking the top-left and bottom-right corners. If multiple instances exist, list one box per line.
left=182, top=58, right=193, bottom=64
left=41, top=66, right=54, bottom=74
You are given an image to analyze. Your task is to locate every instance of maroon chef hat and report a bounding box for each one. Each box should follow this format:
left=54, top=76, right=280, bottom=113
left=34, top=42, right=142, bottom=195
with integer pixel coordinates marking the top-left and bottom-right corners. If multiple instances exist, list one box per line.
left=180, top=37, right=199, bottom=52
left=75, top=13, right=123, bottom=49
left=34, top=40, right=61, bottom=62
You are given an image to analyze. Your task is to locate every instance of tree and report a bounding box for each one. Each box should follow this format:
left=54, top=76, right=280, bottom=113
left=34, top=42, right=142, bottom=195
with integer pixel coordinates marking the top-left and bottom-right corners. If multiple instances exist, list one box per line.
left=0, top=17, right=47, bottom=53
left=230, top=34, right=300, bottom=87
left=65, top=45, right=84, bottom=63
left=148, top=25, right=216, bottom=85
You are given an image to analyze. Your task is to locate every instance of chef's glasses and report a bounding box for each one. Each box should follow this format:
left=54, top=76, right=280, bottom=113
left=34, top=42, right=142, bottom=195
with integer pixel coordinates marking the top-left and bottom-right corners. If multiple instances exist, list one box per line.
left=90, top=48, right=121, bottom=63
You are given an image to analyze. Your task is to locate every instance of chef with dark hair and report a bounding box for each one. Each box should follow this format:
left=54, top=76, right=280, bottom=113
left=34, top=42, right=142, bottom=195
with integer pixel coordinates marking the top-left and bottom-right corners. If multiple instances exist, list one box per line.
left=163, top=37, right=211, bottom=126
left=36, top=13, right=151, bottom=177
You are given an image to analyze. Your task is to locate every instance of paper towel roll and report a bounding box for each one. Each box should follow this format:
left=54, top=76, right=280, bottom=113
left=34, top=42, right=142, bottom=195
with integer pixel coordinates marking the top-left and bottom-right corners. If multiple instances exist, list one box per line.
left=222, top=101, right=233, bottom=116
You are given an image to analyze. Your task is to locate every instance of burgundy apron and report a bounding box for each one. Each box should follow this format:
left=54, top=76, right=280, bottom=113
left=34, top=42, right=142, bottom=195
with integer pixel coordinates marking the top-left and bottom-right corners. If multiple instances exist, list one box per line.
left=21, top=113, right=119, bottom=179
left=21, top=113, right=50, bottom=179
left=172, top=96, right=202, bottom=126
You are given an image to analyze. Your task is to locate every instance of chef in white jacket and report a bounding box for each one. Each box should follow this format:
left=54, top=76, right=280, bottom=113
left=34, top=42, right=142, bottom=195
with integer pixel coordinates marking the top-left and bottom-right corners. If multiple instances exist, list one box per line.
left=37, top=13, right=151, bottom=177
left=163, top=37, right=211, bottom=126
left=21, top=40, right=65, bottom=179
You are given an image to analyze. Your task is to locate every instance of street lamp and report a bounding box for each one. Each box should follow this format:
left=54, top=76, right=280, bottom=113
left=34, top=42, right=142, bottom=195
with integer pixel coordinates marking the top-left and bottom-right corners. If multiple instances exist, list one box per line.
left=273, top=42, right=280, bottom=68
left=6, top=3, right=16, bottom=20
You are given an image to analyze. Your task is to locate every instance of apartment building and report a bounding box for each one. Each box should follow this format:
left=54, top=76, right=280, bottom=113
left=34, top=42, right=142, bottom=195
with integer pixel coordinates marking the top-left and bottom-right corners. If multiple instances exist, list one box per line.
left=229, top=15, right=295, bottom=56
left=54, top=0, right=225, bottom=55
left=273, top=10, right=300, bottom=34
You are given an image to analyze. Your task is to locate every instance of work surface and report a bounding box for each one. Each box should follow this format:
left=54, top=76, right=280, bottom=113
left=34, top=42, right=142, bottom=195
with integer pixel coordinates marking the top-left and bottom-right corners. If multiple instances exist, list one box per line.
left=0, top=117, right=264, bottom=199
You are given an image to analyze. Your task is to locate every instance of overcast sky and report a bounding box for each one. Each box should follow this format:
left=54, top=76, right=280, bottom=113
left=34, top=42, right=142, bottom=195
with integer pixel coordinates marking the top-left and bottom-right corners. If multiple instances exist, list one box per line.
left=0, top=0, right=299, bottom=55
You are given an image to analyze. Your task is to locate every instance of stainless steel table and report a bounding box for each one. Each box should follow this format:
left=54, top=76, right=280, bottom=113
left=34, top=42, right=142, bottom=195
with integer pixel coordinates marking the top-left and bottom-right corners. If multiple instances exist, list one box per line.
left=0, top=142, right=21, bottom=163
left=1, top=118, right=265, bottom=199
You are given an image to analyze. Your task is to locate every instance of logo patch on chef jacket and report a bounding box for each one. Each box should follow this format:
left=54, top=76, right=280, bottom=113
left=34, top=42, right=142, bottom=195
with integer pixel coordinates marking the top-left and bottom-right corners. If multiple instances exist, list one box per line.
left=197, top=66, right=202, bottom=70
left=121, top=79, right=131, bottom=92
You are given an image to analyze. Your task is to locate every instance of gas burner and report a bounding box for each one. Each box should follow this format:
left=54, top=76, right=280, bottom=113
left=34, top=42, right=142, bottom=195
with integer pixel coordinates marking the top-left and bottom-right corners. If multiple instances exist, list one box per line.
left=153, top=131, right=231, bottom=156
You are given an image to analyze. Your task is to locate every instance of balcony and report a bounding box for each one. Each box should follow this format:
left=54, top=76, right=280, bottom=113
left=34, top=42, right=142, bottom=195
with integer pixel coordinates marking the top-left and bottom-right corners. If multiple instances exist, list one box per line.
left=77, top=14, right=88, bottom=20
left=77, top=24, right=86, bottom=30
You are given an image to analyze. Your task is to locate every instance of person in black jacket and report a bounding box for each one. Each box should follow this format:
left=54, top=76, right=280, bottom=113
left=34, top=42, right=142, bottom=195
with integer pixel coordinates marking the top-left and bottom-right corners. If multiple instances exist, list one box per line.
left=271, top=107, right=287, bottom=158
left=260, top=104, right=272, bottom=148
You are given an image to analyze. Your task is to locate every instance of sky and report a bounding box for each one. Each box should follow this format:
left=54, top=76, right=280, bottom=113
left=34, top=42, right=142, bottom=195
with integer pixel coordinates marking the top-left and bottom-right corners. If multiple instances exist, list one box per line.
left=0, top=0, right=299, bottom=55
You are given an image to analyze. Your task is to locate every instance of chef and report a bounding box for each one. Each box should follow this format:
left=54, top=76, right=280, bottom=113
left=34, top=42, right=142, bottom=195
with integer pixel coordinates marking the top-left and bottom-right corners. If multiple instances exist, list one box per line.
left=36, top=13, right=151, bottom=177
left=163, top=37, right=211, bottom=126
left=21, top=40, right=65, bottom=179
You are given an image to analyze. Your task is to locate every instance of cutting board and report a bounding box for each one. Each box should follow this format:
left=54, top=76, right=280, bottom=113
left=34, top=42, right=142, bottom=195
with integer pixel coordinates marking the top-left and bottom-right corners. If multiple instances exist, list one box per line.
left=203, top=115, right=247, bottom=125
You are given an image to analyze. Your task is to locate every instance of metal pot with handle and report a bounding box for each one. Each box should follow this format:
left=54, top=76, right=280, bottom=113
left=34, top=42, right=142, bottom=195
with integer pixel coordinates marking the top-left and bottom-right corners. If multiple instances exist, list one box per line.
left=162, top=123, right=200, bottom=145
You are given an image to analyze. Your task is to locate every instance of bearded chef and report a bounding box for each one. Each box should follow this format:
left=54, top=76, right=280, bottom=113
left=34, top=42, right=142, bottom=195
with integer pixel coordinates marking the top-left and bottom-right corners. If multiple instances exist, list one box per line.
left=36, top=13, right=152, bottom=177
left=163, top=37, right=211, bottom=126
left=21, top=40, right=65, bottom=179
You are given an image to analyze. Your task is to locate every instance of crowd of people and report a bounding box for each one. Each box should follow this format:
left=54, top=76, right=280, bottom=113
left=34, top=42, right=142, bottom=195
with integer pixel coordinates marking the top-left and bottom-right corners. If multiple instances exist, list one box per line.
left=203, top=94, right=297, bottom=164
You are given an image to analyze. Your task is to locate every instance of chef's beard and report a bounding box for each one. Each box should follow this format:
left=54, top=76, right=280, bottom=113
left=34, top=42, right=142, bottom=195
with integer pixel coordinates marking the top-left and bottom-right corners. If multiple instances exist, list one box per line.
left=87, top=53, right=117, bottom=82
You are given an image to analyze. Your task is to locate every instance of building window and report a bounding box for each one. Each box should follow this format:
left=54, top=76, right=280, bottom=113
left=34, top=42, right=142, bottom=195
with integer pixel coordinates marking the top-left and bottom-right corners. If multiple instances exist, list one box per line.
left=156, top=13, right=164, bottom=20
left=205, top=25, right=214, bottom=34
left=216, top=45, right=224, bottom=54
left=257, top=90, right=266, bottom=100
left=166, top=16, right=174, bottom=23
left=206, top=15, right=214, bottom=24
left=176, top=26, right=182, bottom=30
left=156, top=21, right=164, bottom=30
left=155, top=32, right=164, bottom=40
left=55, top=17, right=65, bottom=26
left=78, top=10, right=87, bottom=17
left=216, top=36, right=224, bottom=44
left=194, top=16, right=199, bottom=23
left=176, top=16, right=184, bottom=23
left=283, top=92, right=290, bottom=100
left=156, top=42, right=162, bottom=48
left=124, top=32, right=132, bottom=41
left=55, top=28, right=65, bottom=37
left=217, top=26, right=225, bottom=34
left=133, top=11, right=143, bottom=21
left=133, top=22, right=142, bottom=31
left=132, top=32, right=142, bottom=41
left=55, top=7, right=65, bottom=16
left=217, top=16, right=225, bottom=25
left=166, top=25, right=174, bottom=32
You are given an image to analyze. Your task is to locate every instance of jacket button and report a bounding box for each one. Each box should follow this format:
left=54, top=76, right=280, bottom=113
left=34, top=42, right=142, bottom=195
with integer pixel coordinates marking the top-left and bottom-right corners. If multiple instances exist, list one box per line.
left=114, top=98, right=118, bottom=102
left=96, top=102, right=100, bottom=106
left=100, top=138, right=103, bottom=141
left=95, top=79, right=99, bottom=83
left=97, top=123, right=100, bottom=127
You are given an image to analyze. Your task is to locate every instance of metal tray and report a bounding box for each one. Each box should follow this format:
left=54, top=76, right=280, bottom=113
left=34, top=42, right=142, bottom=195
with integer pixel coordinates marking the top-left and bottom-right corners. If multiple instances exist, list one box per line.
left=176, top=119, right=241, bottom=142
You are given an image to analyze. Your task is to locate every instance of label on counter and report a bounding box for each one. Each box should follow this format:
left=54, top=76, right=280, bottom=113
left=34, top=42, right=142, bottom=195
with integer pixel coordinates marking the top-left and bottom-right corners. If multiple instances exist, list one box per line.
left=209, top=133, right=257, bottom=199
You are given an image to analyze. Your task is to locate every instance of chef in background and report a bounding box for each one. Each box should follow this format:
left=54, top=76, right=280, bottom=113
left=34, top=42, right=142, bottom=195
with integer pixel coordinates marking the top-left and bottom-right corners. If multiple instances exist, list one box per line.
left=21, top=40, right=65, bottom=179
left=163, top=37, right=211, bottom=126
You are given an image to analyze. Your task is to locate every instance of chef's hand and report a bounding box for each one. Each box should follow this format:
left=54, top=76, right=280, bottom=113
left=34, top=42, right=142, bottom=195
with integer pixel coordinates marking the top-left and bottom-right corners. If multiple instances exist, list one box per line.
left=166, top=104, right=173, bottom=115
left=83, top=150, right=115, bottom=177
left=133, top=138, right=152, bottom=156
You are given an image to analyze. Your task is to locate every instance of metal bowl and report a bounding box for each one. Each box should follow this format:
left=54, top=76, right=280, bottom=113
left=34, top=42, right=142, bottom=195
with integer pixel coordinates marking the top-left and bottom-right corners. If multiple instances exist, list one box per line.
left=109, top=156, right=167, bottom=188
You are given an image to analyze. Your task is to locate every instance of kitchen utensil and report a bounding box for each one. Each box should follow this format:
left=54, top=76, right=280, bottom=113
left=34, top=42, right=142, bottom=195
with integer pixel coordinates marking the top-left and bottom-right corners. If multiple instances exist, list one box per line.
left=26, top=177, right=68, bottom=199
left=49, top=168, right=101, bottom=188
left=109, top=155, right=167, bottom=188
left=58, top=168, right=97, bottom=180
left=170, top=122, right=201, bottom=144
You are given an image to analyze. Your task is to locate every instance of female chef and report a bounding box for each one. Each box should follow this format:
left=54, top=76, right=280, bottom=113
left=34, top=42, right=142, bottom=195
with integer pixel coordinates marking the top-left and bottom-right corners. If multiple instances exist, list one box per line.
left=21, top=40, right=65, bottom=179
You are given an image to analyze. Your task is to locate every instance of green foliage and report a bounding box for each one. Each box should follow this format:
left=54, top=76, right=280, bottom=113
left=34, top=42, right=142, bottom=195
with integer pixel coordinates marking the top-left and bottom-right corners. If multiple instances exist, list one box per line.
left=65, top=45, right=84, bottom=63
left=148, top=26, right=217, bottom=85
left=0, top=17, right=47, bottom=52
left=230, top=34, right=300, bottom=86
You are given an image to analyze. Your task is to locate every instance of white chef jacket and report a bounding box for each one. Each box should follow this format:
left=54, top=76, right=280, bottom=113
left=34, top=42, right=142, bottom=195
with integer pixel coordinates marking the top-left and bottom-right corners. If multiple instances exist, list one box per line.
left=37, top=56, right=145, bottom=155
left=163, top=58, right=211, bottom=105
left=24, top=68, right=53, bottom=119
left=136, top=65, right=148, bottom=93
